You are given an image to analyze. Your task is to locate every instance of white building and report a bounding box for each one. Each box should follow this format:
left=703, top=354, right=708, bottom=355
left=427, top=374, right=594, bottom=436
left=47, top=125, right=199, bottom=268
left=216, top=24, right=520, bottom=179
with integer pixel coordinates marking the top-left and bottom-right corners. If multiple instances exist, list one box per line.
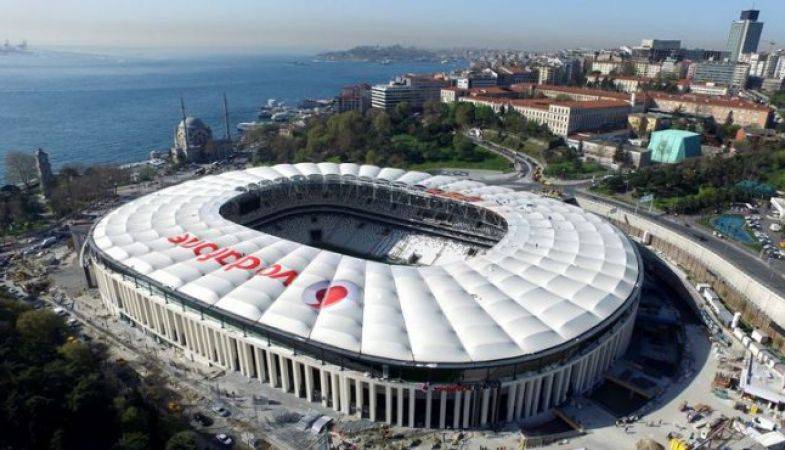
left=771, top=197, right=785, bottom=220
left=86, top=163, right=642, bottom=430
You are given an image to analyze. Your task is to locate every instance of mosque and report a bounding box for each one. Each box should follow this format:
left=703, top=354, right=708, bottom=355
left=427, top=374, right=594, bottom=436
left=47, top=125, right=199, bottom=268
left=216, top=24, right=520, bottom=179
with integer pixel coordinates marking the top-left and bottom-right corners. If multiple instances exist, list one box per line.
left=170, top=97, right=234, bottom=164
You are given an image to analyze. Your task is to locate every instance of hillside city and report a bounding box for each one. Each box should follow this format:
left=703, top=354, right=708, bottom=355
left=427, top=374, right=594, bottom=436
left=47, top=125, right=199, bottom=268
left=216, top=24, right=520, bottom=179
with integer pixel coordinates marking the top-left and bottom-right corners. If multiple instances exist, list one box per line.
left=5, top=5, right=785, bottom=450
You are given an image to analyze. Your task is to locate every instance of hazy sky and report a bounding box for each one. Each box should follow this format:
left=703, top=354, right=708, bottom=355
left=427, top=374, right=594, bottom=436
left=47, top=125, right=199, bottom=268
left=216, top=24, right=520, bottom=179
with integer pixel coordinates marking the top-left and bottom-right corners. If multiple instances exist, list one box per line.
left=2, top=0, right=784, bottom=54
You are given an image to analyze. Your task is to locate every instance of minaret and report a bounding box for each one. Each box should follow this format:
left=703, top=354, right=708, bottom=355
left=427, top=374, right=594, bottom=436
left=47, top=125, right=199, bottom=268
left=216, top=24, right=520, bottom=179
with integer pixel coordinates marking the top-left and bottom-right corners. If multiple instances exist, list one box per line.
left=180, top=97, right=190, bottom=153
left=222, top=93, right=231, bottom=141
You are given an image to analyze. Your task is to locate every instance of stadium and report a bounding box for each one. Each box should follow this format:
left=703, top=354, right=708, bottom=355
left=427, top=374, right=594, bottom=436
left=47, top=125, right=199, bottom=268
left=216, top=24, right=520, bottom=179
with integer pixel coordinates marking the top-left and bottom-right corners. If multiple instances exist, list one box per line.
left=85, top=162, right=643, bottom=429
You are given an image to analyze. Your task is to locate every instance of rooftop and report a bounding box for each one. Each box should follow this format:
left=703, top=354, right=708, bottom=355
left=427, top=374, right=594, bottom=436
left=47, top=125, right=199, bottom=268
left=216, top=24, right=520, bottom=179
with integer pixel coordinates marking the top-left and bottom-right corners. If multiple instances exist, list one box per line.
left=91, top=163, right=640, bottom=366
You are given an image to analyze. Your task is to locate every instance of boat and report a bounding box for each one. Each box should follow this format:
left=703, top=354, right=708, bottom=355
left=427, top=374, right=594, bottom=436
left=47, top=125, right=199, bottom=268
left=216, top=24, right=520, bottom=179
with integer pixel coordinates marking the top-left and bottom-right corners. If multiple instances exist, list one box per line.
left=237, top=122, right=265, bottom=133
left=271, top=112, right=290, bottom=122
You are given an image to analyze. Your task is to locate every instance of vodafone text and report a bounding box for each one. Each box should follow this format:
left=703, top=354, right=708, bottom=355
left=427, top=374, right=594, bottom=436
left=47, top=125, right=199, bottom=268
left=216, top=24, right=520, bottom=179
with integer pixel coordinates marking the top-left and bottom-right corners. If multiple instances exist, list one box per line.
left=167, top=232, right=298, bottom=286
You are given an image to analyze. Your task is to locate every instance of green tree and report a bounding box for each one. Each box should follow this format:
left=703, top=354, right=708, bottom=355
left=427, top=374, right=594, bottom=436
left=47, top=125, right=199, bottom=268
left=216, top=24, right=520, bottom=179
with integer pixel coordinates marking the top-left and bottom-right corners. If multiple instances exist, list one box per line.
left=16, top=310, right=66, bottom=348
left=136, top=165, right=156, bottom=182
left=165, top=431, right=199, bottom=450
left=453, top=102, right=476, bottom=128
left=116, top=432, right=150, bottom=450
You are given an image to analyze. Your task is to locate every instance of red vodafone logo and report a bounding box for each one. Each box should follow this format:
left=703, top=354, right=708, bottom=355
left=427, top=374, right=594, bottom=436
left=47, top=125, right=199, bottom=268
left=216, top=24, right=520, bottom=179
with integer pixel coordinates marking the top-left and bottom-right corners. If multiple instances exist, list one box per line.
left=303, top=280, right=360, bottom=310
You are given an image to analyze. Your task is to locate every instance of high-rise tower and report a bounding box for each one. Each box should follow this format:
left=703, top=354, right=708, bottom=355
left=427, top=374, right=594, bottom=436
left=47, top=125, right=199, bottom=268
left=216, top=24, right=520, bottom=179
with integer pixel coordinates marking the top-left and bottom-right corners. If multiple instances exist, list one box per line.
left=727, top=9, right=764, bottom=62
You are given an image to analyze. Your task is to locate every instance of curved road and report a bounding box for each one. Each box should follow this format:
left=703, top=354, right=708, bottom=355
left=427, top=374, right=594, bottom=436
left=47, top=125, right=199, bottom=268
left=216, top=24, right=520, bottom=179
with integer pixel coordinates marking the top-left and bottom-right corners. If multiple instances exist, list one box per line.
left=572, top=191, right=785, bottom=295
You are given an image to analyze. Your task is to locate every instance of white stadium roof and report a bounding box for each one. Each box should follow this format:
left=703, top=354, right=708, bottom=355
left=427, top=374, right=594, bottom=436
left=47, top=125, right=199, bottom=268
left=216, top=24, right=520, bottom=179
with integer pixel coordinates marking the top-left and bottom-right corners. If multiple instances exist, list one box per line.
left=92, top=163, right=640, bottom=366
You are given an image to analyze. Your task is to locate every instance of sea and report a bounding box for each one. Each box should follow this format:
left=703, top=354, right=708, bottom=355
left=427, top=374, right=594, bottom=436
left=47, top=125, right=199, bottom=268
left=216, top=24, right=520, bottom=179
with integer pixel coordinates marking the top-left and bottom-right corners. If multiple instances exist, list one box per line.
left=0, top=51, right=463, bottom=182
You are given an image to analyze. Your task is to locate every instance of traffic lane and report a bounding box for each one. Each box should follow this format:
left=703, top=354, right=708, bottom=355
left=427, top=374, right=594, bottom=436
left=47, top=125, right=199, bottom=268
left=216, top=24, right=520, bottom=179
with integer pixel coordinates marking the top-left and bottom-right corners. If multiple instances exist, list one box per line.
left=575, top=192, right=785, bottom=294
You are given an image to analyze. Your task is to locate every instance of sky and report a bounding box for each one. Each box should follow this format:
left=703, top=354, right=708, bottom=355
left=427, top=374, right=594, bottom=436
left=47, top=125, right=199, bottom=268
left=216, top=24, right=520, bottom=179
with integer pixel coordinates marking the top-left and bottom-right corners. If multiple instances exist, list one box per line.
left=1, top=0, right=784, bottom=55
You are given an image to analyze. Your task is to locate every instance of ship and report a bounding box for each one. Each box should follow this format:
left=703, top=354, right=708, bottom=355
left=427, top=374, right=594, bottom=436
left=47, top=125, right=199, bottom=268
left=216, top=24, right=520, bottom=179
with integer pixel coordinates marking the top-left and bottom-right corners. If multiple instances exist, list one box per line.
left=236, top=122, right=265, bottom=133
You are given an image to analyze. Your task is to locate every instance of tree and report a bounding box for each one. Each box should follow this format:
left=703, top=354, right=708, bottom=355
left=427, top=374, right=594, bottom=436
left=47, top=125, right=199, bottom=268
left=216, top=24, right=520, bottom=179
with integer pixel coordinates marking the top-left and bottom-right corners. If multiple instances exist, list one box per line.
left=453, top=102, right=476, bottom=128
left=613, top=145, right=632, bottom=167
left=16, top=310, right=65, bottom=348
left=4, top=151, right=37, bottom=187
left=136, top=165, right=156, bottom=182
left=165, top=431, right=199, bottom=450
left=116, top=432, right=150, bottom=450
left=453, top=134, right=480, bottom=161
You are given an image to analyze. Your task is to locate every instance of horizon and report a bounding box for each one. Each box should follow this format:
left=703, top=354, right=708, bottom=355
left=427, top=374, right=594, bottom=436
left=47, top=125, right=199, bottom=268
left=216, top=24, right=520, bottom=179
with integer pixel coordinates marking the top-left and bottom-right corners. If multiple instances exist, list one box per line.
left=2, top=0, right=784, bottom=56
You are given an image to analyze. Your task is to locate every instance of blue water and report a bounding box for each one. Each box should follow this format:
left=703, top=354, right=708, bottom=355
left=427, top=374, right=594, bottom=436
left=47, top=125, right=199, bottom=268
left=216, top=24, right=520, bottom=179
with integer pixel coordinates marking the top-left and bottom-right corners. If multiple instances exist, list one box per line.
left=712, top=214, right=754, bottom=244
left=0, top=52, right=463, bottom=181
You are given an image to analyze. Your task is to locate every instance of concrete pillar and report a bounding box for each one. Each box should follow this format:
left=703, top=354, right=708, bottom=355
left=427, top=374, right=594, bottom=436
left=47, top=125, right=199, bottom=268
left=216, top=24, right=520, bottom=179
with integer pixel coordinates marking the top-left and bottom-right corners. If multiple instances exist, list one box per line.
left=192, top=321, right=204, bottom=357
left=355, top=380, right=364, bottom=418
left=267, top=350, right=278, bottom=387
left=170, top=314, right=181, bottom=345
left=439, top=391, right=447, bottom=429
left=292, top=361, right=302, bottom=398
left=162, top=309, right=174, bottom=341
left=223, top=335, right=234, bottom=369
left=331, top=372, right=340, bottom=411
left=542, top=374, right=554, bottom=411
left=255, top=347, right=266, bottom=383
left=397, top=387, right=405, bottom=427
left=213, top=330, right=224, bottom=366
left=425, top=387, right=433, bottom=428
left=236, top=340, right=247, bottom=376
left=408, top=387, right=416, bottom=428
left=480, top=388, right=490, bottom=426
left=182, top=319, right=194, bottom=351
left=453, top=392, right=462, bottom=429
left=304, top=364, right=314, bottom=402
left=559, top=367, right=572, bottom=404
left=319, top=369, right=329, bottom=407
left=280, top=355, right=290, bottom=393
left=515, top=381, right=525, bottom=420
left=527, top=378, right=541, bottom=417
left=204, top=326, right=216, bottom=363
left=341, top=376, right=351, bottom=414
left=462, top=391, right=471, bottom=429
left=506, top=384, right=517, bottom=423
left=369, top=383, right=377, bottom=422
left=385, top=385, right=393, bottom=424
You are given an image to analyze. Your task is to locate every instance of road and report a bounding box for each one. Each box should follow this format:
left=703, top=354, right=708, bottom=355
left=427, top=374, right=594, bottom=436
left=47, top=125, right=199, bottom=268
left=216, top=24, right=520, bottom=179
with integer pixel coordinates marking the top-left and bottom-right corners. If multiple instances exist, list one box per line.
left=573, top=191, right=785, bottom=295
left=466, top=134, right=536, bottom=183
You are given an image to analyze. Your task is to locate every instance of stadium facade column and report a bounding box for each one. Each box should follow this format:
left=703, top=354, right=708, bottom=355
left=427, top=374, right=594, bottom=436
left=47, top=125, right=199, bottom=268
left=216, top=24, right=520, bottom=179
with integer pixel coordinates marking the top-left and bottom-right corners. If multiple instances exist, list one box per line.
left=292, top=361, right=302, bottom=398
left=279, top=355, right=291, bottom=393
left=506, top=384, right=517, bottom=422
left=542, top=373, right=554, bottom=412
left=303, top=364, right=314, bottom=402
left=480, top=388, right=490, bottom=425
left=397, top=387, right=404, bottom=427
left=319, top=369, right=329, bottom=407
left=408, top=387, right=416, bottom=428
left=369, top=383, right=377, bottom=421
left=330, top=372, right=340, bottom=411
left=266, top=350, right=278, bottom=387
left=425, top=386, right=433, bottom=428
left=255, top=348, right=266, bottom=383
left=341, top=376, right=351, bottom=414
left=439, top=391, right=447, bottom=429
left=515, top=381, right=525, bottom=420
left=355, top=380, right=364, bottom=418
left=462, top=391, right=471, bottom=428
left=453, top=391, right=462, bottom=429
left=385, top=385, right=393, bottom=424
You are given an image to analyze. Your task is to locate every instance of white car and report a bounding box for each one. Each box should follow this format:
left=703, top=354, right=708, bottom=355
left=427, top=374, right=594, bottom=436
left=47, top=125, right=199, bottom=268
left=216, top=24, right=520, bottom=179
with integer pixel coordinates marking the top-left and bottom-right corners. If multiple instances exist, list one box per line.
left=215, top=433, right=233, bottom=447
left=211, top=405, right=230, bottom=417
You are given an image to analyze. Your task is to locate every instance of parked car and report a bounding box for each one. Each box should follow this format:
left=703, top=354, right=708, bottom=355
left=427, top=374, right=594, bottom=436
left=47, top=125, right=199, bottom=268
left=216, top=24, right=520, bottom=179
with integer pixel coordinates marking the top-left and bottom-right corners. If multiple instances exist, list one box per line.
left=211, top=405, right=230, bottom=417
left=215, top=433, right=233, bottom=447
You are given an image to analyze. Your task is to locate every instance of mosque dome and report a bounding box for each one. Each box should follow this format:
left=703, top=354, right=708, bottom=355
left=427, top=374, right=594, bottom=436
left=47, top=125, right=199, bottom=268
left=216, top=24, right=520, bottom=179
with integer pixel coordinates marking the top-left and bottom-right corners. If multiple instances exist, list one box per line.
left=175, top=117, right=213, bottom=149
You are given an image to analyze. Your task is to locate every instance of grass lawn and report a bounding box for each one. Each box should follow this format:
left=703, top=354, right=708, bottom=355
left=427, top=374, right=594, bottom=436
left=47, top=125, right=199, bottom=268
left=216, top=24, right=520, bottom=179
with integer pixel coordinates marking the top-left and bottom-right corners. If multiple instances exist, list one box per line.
left=407, top=151, right=513, bottom=172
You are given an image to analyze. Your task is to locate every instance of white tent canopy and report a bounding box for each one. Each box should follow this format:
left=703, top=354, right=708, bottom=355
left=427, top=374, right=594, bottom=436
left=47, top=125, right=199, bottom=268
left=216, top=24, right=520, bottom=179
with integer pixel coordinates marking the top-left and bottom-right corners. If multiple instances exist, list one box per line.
left=92, top=163, right=639, bottom=364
